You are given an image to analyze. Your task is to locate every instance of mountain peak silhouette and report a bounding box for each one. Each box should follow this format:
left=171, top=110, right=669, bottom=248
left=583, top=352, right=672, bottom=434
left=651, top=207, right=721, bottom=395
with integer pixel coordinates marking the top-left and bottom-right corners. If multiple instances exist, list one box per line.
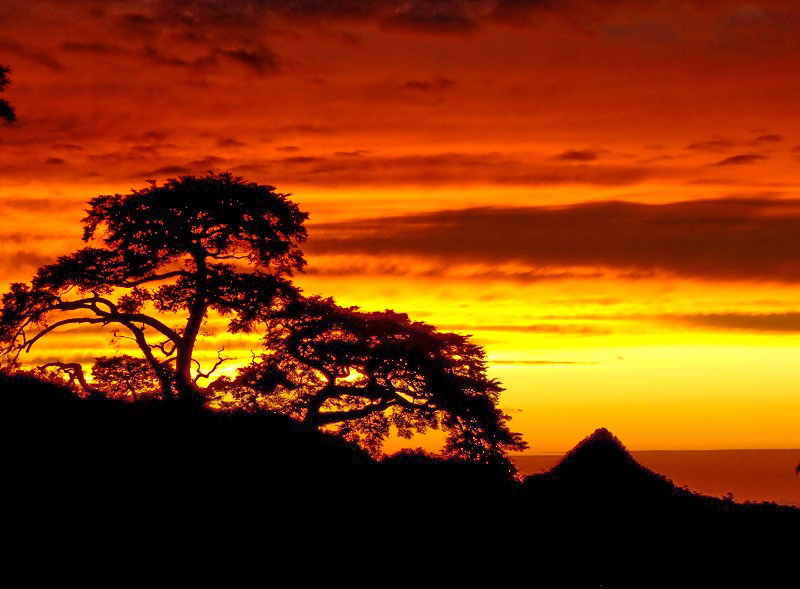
left=530, top=427, right=677, bottom=500
left=584, top=427, right=617, bottom=444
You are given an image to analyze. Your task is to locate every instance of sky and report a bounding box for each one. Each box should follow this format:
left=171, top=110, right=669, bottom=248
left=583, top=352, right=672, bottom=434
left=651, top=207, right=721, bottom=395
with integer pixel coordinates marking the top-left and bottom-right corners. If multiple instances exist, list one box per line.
left=1, top=0, right=800, bottom=452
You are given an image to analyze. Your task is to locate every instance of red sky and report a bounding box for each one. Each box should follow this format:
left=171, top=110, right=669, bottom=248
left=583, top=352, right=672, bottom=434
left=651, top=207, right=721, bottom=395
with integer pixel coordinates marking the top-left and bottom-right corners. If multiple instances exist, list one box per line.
left=2, top=0, right=800, bottom=452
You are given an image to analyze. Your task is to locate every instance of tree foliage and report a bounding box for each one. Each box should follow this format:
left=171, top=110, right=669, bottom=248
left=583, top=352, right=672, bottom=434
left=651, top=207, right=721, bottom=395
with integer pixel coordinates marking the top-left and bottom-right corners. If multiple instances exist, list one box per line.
left=91, top=355, right=159, bottom=401
left=217, top=296, right=527, bottom=463
left=0, top=172, right=526, bottom=463
left=0, top=65, right=16, bottom=124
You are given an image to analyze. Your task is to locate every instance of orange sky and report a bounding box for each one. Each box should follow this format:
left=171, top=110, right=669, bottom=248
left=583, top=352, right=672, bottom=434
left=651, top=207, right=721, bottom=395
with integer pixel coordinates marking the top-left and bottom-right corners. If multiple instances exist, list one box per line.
left=2, top=0, right=800, bottom=452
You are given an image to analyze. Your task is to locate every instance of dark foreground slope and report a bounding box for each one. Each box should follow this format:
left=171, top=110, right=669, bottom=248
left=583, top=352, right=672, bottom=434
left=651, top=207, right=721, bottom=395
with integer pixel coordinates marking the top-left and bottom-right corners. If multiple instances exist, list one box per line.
left=1, top=374, right=796, bottom=587
left=0, top=372, right=508, bottom=501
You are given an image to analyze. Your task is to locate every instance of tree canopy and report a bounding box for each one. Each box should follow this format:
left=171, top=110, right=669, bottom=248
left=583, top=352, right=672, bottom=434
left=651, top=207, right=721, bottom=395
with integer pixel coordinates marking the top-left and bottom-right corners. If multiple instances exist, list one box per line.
left=0, top=172, right=526, bottom=462
left=217, top=296, right=526, bottom=462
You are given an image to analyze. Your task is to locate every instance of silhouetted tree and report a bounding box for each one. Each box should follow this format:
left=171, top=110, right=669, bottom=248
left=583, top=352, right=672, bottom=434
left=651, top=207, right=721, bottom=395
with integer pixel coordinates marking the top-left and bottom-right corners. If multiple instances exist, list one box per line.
left=1, top=171, right=525, bottom=463
left=218, top=296, right=527, bottom=464
left=0, top=172, right=307, bottom=402
left=0, top=65, right=16, bottom=123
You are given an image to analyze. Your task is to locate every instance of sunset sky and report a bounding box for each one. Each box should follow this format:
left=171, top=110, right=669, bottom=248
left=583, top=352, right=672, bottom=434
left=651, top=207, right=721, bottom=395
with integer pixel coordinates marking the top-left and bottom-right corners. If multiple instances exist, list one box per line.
left=2, top=0, right=800, bottom=452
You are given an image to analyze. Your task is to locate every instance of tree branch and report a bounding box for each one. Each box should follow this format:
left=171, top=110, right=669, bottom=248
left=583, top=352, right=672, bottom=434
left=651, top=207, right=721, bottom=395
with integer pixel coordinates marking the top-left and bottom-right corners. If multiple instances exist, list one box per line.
left=113, top=270, right=187, bottom=288
left=313, top=398, right=392, bottom=426
left=39, top=361, right=104, bottom=398
left=24, top=317, right=112, bottom=352
left=193, top=348, right=231, bottom=383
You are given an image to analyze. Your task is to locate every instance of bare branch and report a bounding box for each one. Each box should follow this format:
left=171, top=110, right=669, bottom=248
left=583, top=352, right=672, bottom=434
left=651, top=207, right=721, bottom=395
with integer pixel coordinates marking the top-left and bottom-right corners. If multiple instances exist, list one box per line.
left=193, top=348, right=232, bottom=383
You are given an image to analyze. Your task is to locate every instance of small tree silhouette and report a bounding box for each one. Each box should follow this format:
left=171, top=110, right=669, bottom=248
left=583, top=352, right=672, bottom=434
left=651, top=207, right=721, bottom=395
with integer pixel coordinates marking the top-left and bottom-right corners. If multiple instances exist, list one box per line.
left=0, top=65, right=16, bottom=124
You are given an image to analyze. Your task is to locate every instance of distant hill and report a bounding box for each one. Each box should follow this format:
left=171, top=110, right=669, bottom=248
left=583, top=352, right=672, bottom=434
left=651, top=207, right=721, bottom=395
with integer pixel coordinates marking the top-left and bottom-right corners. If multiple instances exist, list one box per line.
left=514, top=446, right=799, bottom=506
left=515, top=427, right=798, bottom=587
left=524, top=427, right=797, bottom=512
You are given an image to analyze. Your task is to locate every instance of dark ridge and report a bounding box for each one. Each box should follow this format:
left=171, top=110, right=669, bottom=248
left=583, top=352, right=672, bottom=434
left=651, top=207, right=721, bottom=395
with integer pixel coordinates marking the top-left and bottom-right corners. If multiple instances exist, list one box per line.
left=0, top=372, right=512, bottom=503
left=0, top=371, right=374, bottom=502
left=2, top=376, right=796, bottom=587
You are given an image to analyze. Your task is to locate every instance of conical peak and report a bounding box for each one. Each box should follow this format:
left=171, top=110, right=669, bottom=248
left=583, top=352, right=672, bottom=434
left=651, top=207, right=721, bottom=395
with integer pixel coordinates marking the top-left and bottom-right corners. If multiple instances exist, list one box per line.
left=547, top=427, right=640, bottom=479
left=587, top=428, right=615, bottom=442
left=575, top=427, right=628, bottom=452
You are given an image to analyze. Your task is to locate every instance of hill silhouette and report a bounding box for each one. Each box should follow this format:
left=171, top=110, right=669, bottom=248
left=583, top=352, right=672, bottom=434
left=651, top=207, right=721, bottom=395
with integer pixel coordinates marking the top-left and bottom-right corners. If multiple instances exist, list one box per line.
left=537, top=427, right=673, bottom=487
left=518, top=427, right=798, bottom=587
left=0, top=371, right=378, bottom=504
left=526, top=427, right=699, bottom=504
left=2, top=374, right=796, bottom=587
left=524, top=426, right=799, bottom=509
left=0, top=372, right=512, bottom=504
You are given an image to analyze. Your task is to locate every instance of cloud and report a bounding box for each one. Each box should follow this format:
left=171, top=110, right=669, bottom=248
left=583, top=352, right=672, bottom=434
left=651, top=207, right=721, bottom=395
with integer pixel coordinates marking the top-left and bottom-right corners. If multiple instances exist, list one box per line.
left=686, top=138, right=737, bottom=152
left=135, top=165, right=191, bottom=177
left=114, top=0, right=664, bottom=37
left=669, top=313, right=800, bottom=333
left=712, top=154, right=768, bottom=166
left=115, top=12, right=158, bottom=37
left=375, top=1, right=483, bottom=34
left=60, top=41, right=126, bottom=55
left=402, top=77, right=456, bottom=91
left=229, top=151, right=654, bottom=187
left=215, top=45, right=279, bottom=74
left=0, top=198, right=55, bottom=212
left=0, top=251, right=54, bottom=275
left=51, top=143, right=84, bottom=151
left=304, top=260, right=602, bottom=282
left=438, top=323, right=610, bottom=335
left=752, top=134, right=782, bottom=144
left=687, top=135, right=784, bottom=153
left=307, top=198, right=800, bottom=282
left=555, top=149, right=598, bottom=162
left=0, top=39, right=65, bottom=71
left=215, top=137, right=246, bottom=148
left=141, top=46, right=218, bottom=70
left=142, top=43, right=280, bottom=74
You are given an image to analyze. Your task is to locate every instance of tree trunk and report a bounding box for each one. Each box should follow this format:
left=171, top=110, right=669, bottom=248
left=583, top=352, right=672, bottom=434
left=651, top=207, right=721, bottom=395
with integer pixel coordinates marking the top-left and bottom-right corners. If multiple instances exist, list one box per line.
left=174, top=252, right=208, bottom=403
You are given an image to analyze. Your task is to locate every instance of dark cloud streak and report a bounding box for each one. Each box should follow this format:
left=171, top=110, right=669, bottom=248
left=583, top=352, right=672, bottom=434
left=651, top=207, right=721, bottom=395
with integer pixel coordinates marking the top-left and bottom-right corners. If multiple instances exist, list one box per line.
left=712, top=154, right=768, bottom=167
left=308, top=198, right=800, bottom=282
left=670, top=312, right=800, bottom=333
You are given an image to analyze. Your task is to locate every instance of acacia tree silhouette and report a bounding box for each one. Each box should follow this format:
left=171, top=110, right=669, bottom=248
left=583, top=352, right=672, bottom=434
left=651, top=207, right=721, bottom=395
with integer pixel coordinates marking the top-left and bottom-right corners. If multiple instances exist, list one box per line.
left=0, top=172, right=526, bottom=462
left=216, top=296, right=527, bottom=462
left=1, top=65, right=16, bottom=124
left=0, top=172, right=307, bottom=402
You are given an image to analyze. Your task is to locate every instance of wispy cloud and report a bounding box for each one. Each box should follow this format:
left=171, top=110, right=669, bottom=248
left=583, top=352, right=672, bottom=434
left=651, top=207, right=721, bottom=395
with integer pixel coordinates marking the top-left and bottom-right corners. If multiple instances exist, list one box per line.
left=712, top=154, right=768, bottom=167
